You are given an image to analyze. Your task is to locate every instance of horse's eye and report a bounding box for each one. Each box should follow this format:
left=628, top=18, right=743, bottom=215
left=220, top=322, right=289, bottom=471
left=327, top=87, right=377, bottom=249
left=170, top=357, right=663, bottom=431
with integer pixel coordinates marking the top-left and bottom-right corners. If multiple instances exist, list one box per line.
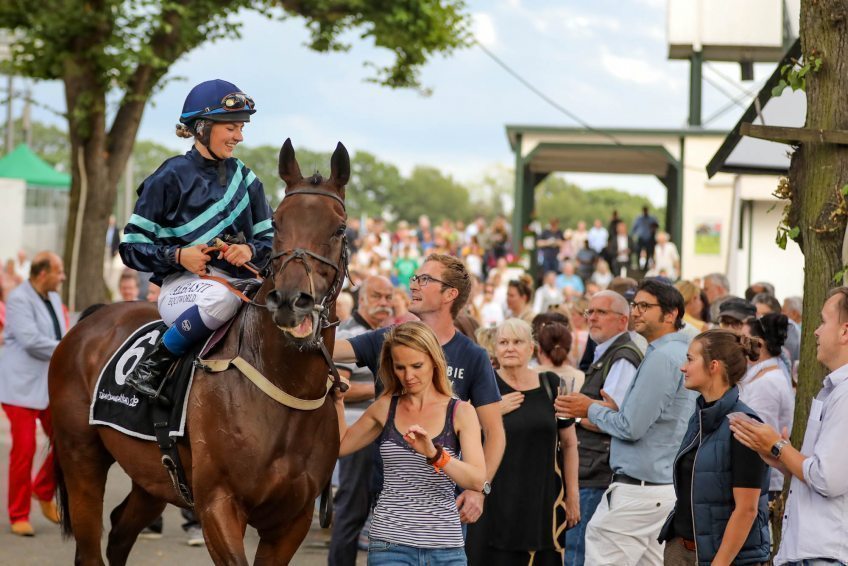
left=335, top=226, right=347, bottom=237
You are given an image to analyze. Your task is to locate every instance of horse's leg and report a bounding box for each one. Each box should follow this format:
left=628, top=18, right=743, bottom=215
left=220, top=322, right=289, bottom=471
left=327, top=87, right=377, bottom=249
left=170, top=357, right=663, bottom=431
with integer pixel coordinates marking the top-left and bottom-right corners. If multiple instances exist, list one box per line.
left=59, top=451, right=111, bottom=566
left=196, top=490, right=249, bottom=566
left=253, top=506, right=313, bottom=566
left=105, top=482, right=167, bottom=566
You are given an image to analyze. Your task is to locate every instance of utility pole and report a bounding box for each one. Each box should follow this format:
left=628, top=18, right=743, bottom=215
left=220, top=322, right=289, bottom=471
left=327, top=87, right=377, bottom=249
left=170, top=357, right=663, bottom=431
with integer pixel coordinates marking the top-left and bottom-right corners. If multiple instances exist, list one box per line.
left=23, top=80, right=31, bottom=147
left=4, top=74, right=12, bottom=154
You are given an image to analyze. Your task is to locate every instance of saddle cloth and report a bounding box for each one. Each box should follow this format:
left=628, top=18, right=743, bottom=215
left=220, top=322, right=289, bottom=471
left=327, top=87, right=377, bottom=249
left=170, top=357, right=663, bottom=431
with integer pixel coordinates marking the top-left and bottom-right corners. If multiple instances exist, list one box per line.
left=88, top=320, right=202, bottom=441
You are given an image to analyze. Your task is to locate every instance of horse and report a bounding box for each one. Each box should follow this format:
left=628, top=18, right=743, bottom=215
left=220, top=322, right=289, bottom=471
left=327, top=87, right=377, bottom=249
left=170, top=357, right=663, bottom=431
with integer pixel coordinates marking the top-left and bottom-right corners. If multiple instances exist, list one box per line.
left=48, top=138, right=350, bottom=565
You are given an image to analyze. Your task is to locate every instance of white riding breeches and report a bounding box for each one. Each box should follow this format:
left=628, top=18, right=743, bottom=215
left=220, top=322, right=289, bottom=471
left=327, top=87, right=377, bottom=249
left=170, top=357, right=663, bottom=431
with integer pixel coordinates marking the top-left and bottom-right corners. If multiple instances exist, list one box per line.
left=158, top=269, right=243, bottom=329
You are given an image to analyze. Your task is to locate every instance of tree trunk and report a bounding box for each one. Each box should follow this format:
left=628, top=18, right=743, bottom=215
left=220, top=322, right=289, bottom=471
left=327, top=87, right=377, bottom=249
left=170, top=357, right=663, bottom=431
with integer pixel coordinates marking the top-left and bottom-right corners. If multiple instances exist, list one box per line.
left=61, top=61, right=116, bottom=311
left=60, top=56, right=150, bottom=311
left=776, top=0, right=848, bottom=550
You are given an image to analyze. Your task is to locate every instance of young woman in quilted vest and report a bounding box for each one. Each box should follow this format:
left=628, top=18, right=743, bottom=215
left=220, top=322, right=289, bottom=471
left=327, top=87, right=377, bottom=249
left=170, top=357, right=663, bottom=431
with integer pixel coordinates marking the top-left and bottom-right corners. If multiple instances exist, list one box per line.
left=659, top=329, right=771, bottom=566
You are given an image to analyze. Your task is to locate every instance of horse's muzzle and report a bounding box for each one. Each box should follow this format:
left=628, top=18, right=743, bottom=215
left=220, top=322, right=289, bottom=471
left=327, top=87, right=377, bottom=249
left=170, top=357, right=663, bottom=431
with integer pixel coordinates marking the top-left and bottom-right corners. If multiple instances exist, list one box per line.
left=266, top=289, right=317, bottom=338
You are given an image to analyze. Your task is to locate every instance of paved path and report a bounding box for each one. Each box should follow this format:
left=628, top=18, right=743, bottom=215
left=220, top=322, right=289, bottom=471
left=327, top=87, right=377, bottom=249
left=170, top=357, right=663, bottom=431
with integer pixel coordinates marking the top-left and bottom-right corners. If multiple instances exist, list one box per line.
left=0, top=413, right=363, bottom=565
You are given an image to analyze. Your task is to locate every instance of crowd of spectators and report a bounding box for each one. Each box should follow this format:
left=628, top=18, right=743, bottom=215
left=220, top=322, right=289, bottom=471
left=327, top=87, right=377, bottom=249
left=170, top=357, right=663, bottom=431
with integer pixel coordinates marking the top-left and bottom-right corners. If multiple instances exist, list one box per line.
left=2, top=211, right=845, bottom=566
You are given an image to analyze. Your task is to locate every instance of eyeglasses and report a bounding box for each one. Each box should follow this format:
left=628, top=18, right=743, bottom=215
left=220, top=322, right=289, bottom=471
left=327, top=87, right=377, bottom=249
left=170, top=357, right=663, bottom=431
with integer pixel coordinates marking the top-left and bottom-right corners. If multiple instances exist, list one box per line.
left=630, top=301, right=661, bottom=313
left=410, top=274, right=455, bottom=289
left=204, top=92, right=255, bottom=114
left=583, top=308, right=625, bottom=319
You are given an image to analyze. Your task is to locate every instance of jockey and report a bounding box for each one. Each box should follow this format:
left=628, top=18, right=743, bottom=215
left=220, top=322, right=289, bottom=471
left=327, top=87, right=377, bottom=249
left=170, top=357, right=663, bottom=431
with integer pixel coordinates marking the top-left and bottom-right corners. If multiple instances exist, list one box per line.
left=119, top=79, right=273, bottom=399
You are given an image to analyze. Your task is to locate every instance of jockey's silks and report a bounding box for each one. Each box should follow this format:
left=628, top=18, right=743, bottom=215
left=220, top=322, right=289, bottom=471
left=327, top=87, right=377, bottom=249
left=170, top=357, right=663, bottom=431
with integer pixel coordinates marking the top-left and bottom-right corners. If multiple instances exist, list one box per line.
left=119, top=147, right=273, bottom=286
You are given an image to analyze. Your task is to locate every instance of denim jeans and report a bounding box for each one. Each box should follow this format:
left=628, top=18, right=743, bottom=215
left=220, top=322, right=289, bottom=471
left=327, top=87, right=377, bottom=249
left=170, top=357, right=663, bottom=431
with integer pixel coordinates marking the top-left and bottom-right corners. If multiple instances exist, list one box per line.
left=784, top=561, right=847, bottom=566
left=564, top=487, right=605, bottom=566
left=367, top=539, right=466, bottom=566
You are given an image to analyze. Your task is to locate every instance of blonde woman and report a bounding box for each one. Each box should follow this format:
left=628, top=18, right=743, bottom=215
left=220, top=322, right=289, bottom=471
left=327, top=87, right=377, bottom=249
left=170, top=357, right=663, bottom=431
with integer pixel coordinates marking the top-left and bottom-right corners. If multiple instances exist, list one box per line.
left=336, top=321, right=486, bottom=565
left=675, top=280, right=708, bottom=332
left=466, top=318, right=578, bottom=565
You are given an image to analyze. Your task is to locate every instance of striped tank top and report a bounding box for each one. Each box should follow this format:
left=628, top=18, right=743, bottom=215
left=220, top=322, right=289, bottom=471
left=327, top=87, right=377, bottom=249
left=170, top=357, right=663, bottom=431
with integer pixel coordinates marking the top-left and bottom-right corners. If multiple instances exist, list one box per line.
left=369, top=395, right=464, bottom=548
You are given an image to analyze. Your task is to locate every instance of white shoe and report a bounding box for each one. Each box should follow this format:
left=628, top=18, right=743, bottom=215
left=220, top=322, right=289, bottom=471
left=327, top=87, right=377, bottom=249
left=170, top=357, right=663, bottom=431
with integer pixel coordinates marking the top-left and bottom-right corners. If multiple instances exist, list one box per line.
left=185, top=526, right=205, bottom=547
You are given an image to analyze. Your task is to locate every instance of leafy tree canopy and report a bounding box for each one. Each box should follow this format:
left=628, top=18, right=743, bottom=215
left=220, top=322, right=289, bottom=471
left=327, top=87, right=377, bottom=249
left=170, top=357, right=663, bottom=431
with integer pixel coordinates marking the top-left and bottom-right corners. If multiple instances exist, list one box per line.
left=536, top=175, right=666, bottom=230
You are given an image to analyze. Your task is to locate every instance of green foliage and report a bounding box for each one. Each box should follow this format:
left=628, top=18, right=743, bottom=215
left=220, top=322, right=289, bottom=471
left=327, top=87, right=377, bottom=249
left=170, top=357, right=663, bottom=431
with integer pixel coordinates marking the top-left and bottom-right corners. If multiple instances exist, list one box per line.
left=775, top=222, right=800, bottom=250
left=391, top=166, right=473, bottom=223
left=772, top=55, right=823, bottom=97
left=1, top=0, right=470, bottom=97
left=535, top=175, right=664, bottom=228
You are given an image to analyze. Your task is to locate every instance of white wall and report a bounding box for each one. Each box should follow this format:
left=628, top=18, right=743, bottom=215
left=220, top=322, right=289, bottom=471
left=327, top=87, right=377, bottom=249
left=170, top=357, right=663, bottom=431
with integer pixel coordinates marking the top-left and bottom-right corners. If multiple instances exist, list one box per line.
left=726, top=174, right=804, bottom=301
left=680, top=136, right=736, bottom=281
left=0, top=178, right=26, bottom=263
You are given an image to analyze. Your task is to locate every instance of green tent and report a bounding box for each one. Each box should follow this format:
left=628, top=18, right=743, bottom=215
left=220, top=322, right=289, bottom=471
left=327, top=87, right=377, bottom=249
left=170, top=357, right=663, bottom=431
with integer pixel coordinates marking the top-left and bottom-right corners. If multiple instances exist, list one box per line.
left=0, top=144, right=71, bottom=189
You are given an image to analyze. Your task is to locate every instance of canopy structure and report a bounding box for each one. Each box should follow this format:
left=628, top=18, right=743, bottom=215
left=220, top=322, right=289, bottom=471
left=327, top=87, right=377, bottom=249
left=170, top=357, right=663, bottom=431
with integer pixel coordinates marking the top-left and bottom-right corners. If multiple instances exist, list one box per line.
left=506, top=126, right=727, bottom=259
left=0, top=144, right=71, bottom=189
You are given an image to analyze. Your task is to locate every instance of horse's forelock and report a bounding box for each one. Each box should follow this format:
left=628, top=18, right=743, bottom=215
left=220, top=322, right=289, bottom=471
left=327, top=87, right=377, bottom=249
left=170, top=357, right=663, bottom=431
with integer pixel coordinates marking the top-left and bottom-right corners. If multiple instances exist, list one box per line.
left=309, top=172, right=323, bottom=185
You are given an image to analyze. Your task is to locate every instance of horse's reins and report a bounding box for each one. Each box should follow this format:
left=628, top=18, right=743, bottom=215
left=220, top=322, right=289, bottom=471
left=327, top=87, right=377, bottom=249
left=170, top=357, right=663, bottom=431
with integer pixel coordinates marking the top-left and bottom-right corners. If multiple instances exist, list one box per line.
left=198, top=188, right=350, bottom=409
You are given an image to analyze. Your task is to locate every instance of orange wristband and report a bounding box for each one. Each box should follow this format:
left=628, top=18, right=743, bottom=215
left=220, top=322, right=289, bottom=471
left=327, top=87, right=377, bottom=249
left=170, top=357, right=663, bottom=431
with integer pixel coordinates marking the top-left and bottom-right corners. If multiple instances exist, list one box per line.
left=432, top=449, right=451, bottom=473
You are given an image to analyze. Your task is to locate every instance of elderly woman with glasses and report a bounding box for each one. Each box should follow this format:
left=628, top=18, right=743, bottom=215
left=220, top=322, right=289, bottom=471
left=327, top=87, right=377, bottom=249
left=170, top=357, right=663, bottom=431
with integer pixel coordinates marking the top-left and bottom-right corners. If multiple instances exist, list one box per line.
left=466, top=318, right=578, bottom=565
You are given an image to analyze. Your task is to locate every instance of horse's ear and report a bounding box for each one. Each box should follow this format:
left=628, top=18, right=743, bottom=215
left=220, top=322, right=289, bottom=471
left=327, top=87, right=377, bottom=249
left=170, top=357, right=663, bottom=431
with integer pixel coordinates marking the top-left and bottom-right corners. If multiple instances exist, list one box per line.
left=329, top=141, right=350, bottom=191
left=278, top=138, right=303, bottom=189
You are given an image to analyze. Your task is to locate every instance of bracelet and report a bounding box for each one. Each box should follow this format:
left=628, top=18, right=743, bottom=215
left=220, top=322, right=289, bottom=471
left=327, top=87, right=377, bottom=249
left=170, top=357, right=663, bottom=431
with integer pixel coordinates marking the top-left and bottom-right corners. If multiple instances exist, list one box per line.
left=432, top=450, right=451, bottom=473
left=176, top=247, right=182, bottom=266
left=426, top=443, right=451, bottom=473
left=426, top=443, right=443, bottom=465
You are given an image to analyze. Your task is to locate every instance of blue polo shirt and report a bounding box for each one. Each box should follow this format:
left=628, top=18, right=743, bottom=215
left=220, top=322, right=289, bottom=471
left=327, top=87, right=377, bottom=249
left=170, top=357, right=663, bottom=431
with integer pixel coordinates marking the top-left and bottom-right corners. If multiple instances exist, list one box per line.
left=349, top=326, right=501, bottom=407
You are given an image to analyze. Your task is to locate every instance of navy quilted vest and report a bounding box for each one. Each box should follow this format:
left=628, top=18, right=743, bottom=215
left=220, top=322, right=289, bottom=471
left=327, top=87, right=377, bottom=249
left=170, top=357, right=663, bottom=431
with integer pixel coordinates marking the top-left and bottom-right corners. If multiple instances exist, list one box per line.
left=659, top=386, right=770, bottom=565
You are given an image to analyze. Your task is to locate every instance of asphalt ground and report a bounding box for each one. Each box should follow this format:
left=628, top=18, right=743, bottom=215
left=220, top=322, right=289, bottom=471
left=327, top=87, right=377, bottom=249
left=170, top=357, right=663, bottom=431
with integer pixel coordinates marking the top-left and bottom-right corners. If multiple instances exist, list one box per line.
left=0, top=414, right=365, bottom=565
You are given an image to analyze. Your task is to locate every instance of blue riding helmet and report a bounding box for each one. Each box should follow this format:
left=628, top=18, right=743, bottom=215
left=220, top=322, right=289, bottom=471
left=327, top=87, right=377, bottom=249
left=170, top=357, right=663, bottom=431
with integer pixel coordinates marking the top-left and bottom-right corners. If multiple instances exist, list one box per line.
left=179, top=79, right=256, bottom=125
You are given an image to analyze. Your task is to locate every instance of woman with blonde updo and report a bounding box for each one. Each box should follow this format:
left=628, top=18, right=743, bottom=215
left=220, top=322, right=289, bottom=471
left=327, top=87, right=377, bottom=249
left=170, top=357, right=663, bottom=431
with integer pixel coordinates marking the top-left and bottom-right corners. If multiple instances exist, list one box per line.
left=659, top=330, right=770, bottom=566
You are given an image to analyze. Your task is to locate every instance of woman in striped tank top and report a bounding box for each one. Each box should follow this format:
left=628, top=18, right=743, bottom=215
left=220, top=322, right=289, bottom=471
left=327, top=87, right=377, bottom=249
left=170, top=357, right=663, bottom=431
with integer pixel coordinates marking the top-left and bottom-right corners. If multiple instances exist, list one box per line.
left=335, top=321, right=487, bottom=565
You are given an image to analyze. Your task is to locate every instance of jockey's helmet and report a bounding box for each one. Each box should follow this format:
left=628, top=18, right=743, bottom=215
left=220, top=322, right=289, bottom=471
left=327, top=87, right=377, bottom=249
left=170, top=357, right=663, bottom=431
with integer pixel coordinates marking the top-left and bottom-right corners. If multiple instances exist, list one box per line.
left=179, top=79, right=256, bottom=125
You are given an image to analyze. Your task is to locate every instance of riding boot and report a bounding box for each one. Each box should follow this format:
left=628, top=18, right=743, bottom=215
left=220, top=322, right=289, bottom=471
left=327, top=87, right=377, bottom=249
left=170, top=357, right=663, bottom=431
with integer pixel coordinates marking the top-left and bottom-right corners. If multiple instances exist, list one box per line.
left=125, top=338, right=177, bottom=399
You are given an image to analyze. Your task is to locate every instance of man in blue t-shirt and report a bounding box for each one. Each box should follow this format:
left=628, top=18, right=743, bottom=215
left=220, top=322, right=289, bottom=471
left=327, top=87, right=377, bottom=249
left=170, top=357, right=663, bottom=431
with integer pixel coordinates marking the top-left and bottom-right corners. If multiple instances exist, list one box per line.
left=334, top=253, right=504, bottom=525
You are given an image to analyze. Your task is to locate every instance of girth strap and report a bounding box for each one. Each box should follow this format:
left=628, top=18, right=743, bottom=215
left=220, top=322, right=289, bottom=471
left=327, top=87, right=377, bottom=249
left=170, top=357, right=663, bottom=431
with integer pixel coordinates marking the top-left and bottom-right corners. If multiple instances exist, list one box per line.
left=198, top=356, right=334, bottom=410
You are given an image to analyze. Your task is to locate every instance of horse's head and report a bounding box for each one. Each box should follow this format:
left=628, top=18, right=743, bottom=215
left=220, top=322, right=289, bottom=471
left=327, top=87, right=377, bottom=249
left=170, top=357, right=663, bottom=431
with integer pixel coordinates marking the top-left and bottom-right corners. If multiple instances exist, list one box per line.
left=264, top=138, right=350, bottom=346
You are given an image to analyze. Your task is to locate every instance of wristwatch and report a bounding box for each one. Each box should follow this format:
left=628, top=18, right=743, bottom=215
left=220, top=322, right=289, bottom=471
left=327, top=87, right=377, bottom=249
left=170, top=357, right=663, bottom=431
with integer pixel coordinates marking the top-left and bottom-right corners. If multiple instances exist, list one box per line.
left=481, top=481, right=492, bottom=496
left=771, top=439, right=790, bottom=459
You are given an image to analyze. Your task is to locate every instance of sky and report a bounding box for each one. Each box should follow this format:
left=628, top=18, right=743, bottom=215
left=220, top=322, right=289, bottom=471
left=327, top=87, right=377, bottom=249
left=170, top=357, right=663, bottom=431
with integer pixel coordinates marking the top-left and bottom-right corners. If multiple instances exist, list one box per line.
left=15, top=0, right=778, bottom=207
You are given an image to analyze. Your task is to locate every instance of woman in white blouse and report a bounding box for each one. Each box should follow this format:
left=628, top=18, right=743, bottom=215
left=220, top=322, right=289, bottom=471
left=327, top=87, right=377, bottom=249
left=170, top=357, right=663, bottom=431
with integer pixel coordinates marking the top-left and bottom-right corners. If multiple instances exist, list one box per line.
left=739, top=313, right=795, bottom=498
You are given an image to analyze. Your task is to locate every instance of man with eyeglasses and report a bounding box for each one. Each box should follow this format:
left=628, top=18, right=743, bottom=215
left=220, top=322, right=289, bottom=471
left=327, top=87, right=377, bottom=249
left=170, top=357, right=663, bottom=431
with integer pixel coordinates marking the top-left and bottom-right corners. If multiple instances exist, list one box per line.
left=333, top=254, right=505, bottom=527
left=557, top=279, right=696, bottom=566
left=563, top=291, right=643, bottom=566
left=731, top=287, right=848, bottom=566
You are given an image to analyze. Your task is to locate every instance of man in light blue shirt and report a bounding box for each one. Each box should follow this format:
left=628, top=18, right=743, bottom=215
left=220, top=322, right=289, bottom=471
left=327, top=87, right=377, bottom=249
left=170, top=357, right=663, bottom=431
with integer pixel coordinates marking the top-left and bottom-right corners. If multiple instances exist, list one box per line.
left=558, top=279, right=695, bottom=566
left=731, top=287, right=848, bottom=566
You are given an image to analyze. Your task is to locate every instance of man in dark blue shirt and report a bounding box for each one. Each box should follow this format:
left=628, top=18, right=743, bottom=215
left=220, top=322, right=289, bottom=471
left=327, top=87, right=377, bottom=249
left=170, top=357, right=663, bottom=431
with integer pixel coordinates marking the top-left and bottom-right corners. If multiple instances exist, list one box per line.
left=334, top=254, right=504, bottom=525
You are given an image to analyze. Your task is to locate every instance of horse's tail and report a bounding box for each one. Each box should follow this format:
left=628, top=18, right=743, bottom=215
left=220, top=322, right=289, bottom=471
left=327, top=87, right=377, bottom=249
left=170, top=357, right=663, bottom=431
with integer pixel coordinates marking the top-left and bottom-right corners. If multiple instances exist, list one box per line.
left=53, top=454, right=74, bottom=538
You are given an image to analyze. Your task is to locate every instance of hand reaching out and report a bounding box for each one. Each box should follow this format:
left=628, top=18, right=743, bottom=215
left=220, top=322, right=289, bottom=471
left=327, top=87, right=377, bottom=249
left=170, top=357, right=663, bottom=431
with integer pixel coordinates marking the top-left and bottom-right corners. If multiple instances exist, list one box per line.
left=403, top=425, right=436, bottom=459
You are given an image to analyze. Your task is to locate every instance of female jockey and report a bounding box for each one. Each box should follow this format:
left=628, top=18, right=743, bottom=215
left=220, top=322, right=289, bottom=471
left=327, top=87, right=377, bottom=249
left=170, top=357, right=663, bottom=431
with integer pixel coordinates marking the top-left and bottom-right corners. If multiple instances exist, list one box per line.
left=119, top=79, right=273, bottom=399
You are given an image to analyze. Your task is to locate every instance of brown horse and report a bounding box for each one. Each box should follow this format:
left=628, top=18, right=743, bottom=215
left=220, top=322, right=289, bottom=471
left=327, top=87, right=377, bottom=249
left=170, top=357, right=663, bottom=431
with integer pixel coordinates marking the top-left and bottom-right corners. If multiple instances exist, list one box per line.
left=48, top=139, right=349, bottom=565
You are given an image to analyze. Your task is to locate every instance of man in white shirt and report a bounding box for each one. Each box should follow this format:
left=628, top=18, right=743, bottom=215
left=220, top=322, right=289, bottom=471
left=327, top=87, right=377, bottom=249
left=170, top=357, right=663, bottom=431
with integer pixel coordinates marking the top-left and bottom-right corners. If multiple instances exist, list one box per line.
left=731, top=286, right=848, bottom=566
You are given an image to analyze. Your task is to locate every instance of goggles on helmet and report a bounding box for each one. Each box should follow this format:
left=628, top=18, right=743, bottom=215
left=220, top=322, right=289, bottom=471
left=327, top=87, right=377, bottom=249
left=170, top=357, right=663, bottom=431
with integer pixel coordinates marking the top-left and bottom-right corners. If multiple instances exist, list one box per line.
left=181, top=92, right=255, bottom=122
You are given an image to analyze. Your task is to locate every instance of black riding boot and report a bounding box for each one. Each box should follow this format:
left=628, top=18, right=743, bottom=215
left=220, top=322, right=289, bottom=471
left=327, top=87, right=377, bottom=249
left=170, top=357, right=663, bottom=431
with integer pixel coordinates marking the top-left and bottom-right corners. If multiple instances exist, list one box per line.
left=125, top=339, right=177, bottom=399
